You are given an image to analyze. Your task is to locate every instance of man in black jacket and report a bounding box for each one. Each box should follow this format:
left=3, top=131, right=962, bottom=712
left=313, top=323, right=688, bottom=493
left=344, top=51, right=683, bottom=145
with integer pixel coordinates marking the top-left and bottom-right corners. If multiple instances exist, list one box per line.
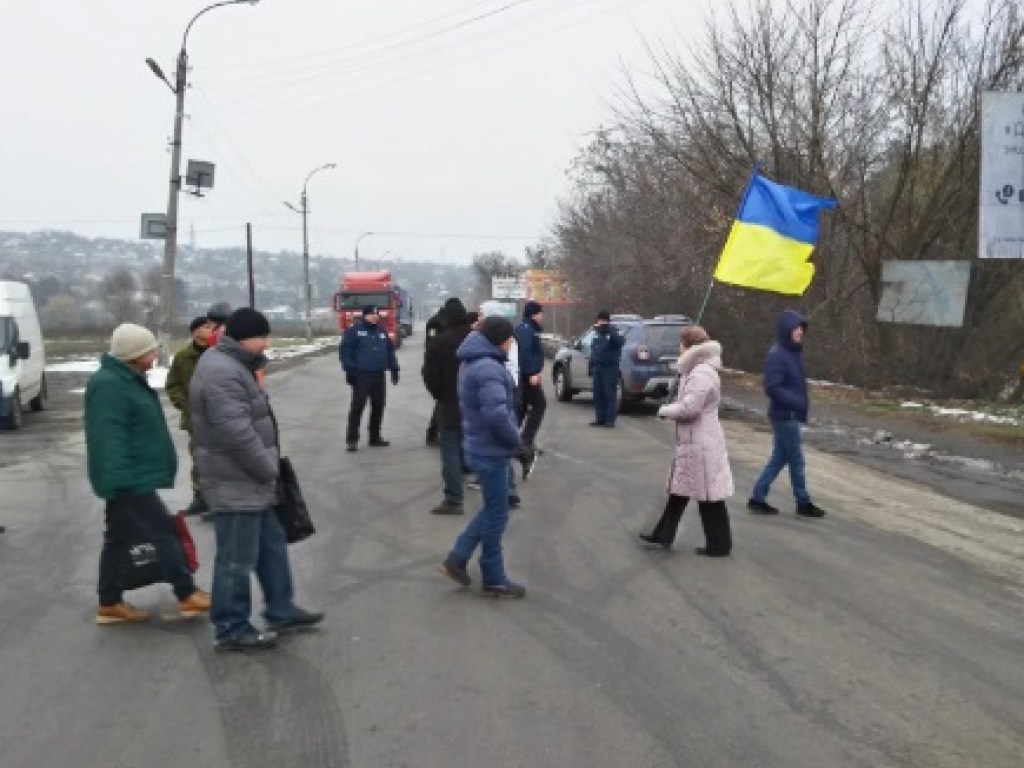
left=422, top=298, right=473, bottom=515
left=514, top=300, right=546, bottom=449
left=422, top=304, right=450, bottom=445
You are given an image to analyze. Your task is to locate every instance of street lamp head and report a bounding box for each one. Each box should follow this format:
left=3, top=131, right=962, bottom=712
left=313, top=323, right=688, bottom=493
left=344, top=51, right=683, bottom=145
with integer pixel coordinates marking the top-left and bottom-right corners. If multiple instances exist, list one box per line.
left=145, top=58, right=175, bottom=92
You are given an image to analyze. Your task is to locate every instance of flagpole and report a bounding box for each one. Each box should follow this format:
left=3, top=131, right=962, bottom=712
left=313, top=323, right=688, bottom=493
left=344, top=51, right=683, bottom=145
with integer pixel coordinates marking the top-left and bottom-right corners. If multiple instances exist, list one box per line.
left=695, top=280, right=715, bottom=323
left=695, top=163, right=761, bottom=325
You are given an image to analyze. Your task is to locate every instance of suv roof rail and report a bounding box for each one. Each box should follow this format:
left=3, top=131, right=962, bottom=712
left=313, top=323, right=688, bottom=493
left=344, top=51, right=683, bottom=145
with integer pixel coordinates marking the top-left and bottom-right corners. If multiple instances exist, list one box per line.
left=649, top=314, right=692, bottom=323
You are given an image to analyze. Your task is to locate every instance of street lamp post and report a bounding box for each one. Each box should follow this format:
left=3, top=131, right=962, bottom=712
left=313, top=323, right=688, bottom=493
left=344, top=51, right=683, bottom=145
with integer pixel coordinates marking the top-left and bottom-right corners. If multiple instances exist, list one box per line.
left=354, top=231, right=374, bottom=270
left=286, top=163, right=337, bottom=341
left=147, top=0, right=259, bottom=362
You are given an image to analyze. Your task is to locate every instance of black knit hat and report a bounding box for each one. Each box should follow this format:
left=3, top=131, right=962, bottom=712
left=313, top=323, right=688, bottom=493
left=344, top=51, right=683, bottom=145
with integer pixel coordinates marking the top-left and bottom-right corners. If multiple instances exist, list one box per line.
left=597, top=310, right=611, bottom=321
left=524, top=300, right=543, bottom=318
left=225, top=307, right=271, bottom=341
left=189, top=316, right=210, bottom=333
left=480, top=316, right=514, bottom=346
left=443, top=297, right=468, bottom=324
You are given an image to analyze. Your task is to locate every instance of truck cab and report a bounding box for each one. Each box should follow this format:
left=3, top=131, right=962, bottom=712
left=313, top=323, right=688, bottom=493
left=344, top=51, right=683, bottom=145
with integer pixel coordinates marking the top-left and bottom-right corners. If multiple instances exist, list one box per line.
left=332, top=270, right=403, bottom=348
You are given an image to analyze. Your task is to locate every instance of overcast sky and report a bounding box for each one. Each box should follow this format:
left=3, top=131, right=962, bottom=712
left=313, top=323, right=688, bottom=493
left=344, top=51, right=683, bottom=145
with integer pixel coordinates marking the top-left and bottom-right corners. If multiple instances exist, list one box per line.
left=1, top=0, right=703, bottom=264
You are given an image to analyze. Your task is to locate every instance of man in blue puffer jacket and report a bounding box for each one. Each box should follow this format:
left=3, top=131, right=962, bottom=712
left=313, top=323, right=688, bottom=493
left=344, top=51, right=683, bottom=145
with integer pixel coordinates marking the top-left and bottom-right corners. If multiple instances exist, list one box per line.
left=340, top=305, right=400, bottom=452
left=747, top=310, right=826, bottom=518
left=439, top=317, right=526, bottom=598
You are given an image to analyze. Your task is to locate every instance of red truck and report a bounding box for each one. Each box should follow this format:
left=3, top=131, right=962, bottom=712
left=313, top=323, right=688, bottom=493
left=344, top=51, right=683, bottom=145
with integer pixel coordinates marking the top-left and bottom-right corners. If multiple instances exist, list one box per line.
left=332, top=270, right=403, bottom=348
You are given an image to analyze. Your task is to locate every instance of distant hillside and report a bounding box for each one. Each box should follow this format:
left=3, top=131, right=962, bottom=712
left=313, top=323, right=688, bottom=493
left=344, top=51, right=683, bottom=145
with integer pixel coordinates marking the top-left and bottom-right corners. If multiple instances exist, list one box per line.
left=0, top=230, right=474, bottom=330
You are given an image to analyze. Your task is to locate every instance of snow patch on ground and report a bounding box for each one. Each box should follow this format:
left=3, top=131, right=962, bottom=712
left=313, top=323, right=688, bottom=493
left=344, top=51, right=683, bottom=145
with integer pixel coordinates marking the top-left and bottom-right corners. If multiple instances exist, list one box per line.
left=901, top=401, right=1020, bottom=426
left=266, top=337, right=337, bottom=361
left=49, top=338, right=335, bottom=393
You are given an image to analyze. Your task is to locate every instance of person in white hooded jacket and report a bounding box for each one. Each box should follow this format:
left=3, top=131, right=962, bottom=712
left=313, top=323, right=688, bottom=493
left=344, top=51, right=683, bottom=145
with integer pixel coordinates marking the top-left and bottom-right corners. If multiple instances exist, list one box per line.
left=639, top=325, right=733, bottom=556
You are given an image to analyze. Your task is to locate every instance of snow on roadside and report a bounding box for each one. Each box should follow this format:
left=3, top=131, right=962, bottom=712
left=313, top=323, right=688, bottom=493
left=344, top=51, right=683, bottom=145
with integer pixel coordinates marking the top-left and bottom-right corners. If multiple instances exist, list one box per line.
left=47, top=338, right=336, bottom=394
left=901, top=401, right=1020, bottom=427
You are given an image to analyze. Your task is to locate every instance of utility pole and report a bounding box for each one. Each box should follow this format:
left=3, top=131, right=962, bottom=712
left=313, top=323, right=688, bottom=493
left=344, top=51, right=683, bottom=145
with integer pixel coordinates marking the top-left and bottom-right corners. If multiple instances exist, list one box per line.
left=156, top=46, right=187, bottom=363
left=286, top=162, right=336, bottom=341
left=300, top=186, right=310, bottom=340
left=148, top=0, right=261, bottom=362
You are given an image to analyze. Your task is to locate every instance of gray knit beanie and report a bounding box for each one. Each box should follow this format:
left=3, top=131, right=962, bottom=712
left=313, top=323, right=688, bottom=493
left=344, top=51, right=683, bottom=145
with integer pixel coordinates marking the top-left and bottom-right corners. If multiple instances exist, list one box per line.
left=110, top=323, right=159, bottom=362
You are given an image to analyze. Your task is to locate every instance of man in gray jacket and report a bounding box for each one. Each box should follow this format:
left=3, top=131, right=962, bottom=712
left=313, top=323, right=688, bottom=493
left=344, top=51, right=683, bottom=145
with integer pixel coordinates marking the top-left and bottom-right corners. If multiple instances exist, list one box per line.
left=190, top=308, right=323, bottom=651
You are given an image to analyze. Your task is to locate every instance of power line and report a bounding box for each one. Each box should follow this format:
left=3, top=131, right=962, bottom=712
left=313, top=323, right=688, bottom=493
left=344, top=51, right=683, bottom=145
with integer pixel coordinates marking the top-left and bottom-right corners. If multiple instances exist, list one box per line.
left=215, top=0, right=643, bottom=124
left=202, top=0, right=546, bottom=89
left=203, top=0, right=515, bottom=73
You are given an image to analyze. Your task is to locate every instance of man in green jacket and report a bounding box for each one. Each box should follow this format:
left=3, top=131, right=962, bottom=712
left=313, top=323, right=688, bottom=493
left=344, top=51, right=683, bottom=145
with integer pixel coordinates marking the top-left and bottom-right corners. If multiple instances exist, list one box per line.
left=85, top=323, right=210, bottom=625
left=165, top=316, right=214, bottom=516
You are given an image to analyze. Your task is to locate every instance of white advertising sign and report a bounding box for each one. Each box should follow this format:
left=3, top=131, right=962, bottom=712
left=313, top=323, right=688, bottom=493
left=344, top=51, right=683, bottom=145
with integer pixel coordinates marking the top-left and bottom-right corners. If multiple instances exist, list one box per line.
left=491, top=276, right=526, bottom=299
left=979, top=91, right=1024, bottom=259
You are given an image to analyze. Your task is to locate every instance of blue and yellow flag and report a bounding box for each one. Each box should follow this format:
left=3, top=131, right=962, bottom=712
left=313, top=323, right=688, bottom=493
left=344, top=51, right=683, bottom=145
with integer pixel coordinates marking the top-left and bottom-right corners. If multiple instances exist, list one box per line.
left=714, top=172, right=837, bottom=295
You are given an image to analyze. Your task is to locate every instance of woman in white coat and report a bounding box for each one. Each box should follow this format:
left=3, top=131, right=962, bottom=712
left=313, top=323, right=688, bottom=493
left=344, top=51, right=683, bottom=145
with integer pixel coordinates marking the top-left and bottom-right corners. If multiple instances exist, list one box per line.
left=639, top=326, right=733, bottom=556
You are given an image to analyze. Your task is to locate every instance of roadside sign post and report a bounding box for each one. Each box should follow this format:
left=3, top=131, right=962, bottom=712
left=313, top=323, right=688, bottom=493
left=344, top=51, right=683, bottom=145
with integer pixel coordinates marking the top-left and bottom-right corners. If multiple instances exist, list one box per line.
left=979, top=91, right=1024, bottom=259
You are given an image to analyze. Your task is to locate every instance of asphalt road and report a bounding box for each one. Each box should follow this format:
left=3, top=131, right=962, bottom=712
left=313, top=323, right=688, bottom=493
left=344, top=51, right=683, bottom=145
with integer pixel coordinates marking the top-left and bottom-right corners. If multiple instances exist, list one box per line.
left=0, top=336, right=1022, bottom=768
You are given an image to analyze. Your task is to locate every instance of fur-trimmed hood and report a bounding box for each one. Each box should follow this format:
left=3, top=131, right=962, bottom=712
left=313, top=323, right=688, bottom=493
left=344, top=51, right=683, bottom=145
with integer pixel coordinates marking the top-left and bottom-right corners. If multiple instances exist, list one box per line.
left=677, top=340, right=723, bottom=376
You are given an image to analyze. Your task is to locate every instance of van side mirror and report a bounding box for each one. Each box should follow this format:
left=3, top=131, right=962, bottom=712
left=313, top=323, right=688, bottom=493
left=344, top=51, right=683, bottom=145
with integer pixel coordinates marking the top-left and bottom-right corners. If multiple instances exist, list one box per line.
left=16, top=341, right=30, bottom=360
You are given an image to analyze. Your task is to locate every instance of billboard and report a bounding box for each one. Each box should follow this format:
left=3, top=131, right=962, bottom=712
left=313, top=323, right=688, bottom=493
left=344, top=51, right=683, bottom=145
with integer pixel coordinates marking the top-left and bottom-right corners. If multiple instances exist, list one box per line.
left=491, top=276, right=526, bottom=299
left=979, top=91, right=1024, bottom=259
left=524, top=269, right=577, bottom=305
left=876, top=260, right=971, bottom=328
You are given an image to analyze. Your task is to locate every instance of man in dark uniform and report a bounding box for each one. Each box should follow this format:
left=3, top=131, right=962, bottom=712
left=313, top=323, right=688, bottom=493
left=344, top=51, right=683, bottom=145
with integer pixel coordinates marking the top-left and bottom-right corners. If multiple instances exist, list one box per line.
left=340, top=305, right=400, bottom=452
left=589, top=310, right=625, bottom=427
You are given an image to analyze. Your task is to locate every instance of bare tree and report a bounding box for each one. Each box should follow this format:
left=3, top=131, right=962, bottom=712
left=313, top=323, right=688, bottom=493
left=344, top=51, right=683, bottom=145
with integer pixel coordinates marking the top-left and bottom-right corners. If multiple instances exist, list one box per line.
left=553, top=0, right=1024, bottom=395
left=99, top=267, right=143, bottom=325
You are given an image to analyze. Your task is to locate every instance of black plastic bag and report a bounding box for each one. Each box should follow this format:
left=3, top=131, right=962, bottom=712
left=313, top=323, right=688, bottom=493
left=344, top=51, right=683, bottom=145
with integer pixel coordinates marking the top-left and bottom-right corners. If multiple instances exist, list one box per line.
left=119, top=541, right=164, bottom=591
left=276, top=456, right=316, bottom=544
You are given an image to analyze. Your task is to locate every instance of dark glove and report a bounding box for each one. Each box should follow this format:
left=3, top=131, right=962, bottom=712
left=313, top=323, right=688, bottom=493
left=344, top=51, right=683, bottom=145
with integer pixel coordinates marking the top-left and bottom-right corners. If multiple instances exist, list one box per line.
left=345, top=372, right=356, bottom=386
left=391, top=369, right=400, bottom=386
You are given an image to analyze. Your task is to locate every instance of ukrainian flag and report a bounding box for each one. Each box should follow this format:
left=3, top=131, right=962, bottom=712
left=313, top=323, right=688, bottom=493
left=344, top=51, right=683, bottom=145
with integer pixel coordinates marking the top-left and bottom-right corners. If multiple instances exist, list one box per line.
left=714, top=172, right=837, bottom=295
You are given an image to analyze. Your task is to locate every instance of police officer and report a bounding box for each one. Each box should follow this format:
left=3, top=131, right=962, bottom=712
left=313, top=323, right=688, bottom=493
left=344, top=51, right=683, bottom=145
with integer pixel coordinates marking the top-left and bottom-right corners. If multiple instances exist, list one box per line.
left=340, top=305, right=400, bottom=452
left=590, top=310, right=625, bottom=427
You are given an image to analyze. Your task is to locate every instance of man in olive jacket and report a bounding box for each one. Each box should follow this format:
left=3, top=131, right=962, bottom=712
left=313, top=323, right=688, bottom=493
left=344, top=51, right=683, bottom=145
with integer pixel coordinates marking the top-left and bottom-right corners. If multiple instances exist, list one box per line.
left=85, top=323, right=210, bottom=625
left=190, top=308, right=322, bottom=652
left=165, top=315, right=214, bottom=515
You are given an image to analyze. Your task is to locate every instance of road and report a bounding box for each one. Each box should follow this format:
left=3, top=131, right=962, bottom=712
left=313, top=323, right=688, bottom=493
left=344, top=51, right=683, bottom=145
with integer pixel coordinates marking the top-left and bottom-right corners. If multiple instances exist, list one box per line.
left=0, top=334, right=1022, bottom=768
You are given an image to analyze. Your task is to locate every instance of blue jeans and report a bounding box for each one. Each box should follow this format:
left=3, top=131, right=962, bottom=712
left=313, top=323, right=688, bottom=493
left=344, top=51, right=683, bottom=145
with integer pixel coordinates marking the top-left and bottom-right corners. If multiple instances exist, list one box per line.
left=592, top=366, right=619, bottom=425
left=211, top=508, right=296, bottom=641
left=439, top=426, right=464, bottom=504
left=752, top=419, right=811, bottom=505
left=451, top=453, right=511, bottom=586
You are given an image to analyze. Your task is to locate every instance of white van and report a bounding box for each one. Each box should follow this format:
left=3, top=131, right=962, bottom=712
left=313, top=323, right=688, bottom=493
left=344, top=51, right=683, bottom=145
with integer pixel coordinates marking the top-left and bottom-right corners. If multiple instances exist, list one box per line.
left=0, top=281, right=47, bottom=430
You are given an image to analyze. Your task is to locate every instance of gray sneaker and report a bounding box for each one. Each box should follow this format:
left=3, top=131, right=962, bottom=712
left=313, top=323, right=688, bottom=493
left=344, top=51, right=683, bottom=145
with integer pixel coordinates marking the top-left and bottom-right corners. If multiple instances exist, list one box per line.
left=482, top=580, right=526, bottom=599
